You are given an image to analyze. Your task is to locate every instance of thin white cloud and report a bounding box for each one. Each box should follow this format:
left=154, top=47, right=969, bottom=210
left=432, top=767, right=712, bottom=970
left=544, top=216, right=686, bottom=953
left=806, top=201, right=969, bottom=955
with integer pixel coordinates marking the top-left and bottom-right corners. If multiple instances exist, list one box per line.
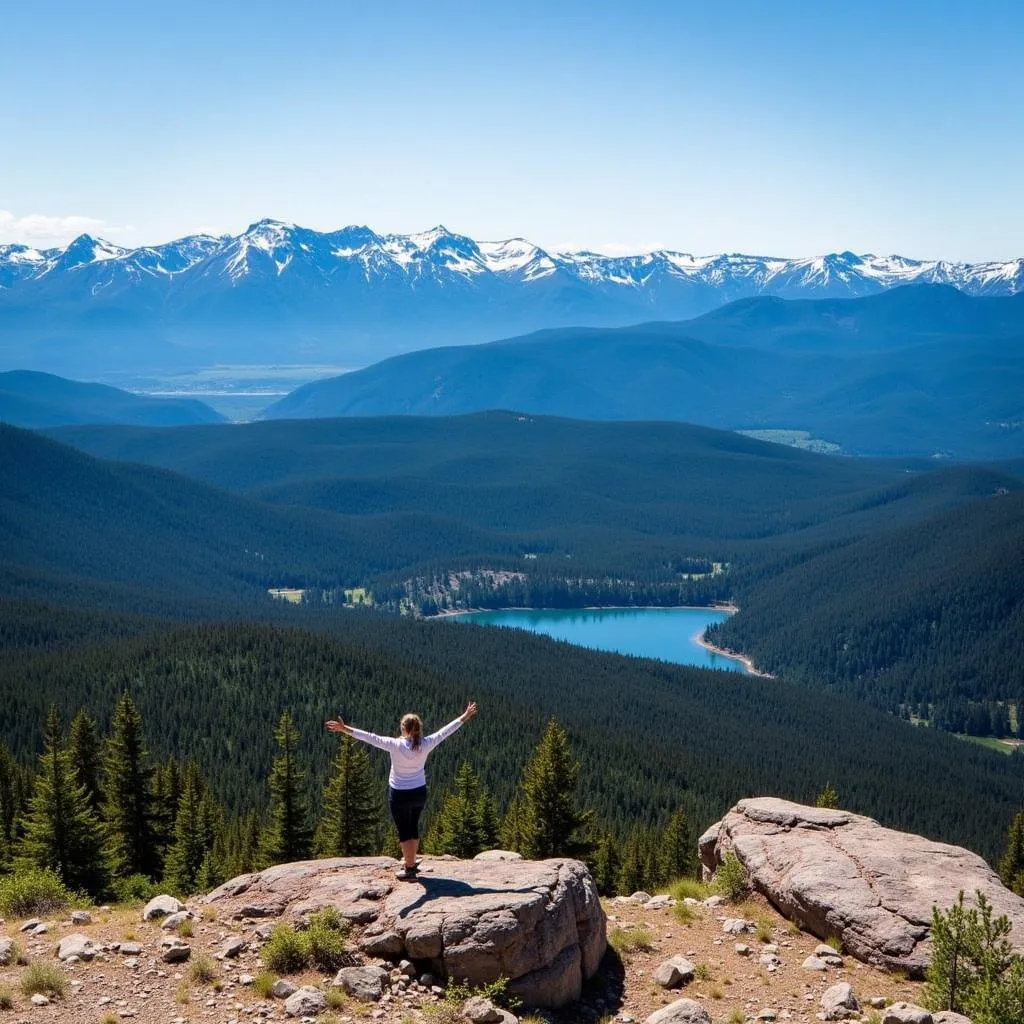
left=0, top=210, right=113, bottom=245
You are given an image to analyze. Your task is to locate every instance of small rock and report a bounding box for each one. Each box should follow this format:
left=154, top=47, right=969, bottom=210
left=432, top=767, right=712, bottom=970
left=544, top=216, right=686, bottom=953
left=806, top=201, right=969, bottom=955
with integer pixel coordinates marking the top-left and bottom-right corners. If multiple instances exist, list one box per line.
left=223, top=937, right=247, bottom=958
left=463, top=995, right=503, bottom=1023
left=124, top=957, right=139, bottom=968
left=333, top=965, right=389, bottom=1002
left=735, top=943, right=751, bottom=955
left=284, top=987, right=327, bottom=1018
left=20, top=918, right=42, bottom=932
left=160, top=912, right=191, bottom=931
left=397, top=959, right=416, bottom=979
left=645, top=895, right=676, bottom=910
left=759, top=953, right=782, bottom=968
left=64, top=954, right=80, bottom=964
left=419, top=972, right=438, bottom=988
left=272, top=980, right=298, bottom=999
left=473, top=850, right=523, bottom=861
left=70, top=911, right=92, bottom=925
left=868, top=998, right=888, bottom=1009
left=644, top=998, right=712, bottom=1024
left=143, top=895, right=184, bottom=921
left=820, top=982, right=859, bottom=1021
left=757, top=1011, right=778, bottom=1021
left=118, top=942, right=143, bottom=955
left=763, top=943, right=780, bottom=954
left=30, top=994, right=50, bottom=1006
left=702, top=895, right=725, bottom=908
left=57, top=933, right=99, bottom=961
left=654, top=956, right=695, bottom=989
left=31, top=923, right=48, bottom=935
left=803, top=955, right=829, bottom=971
left=161, top=943, right=191, bottom=963
left=932, top=1013, right=971, bottom=1024
left=882, top=1005, right=933, bottom=1024
left=630, top=891, right=653, bottom=903
left=0, top=937, right=13, bottom=966
left=722, top=918, right=753, bottom=934
left=239, top=974, right=254, bottom=985
left=98, top=997, right=113, bottom=1005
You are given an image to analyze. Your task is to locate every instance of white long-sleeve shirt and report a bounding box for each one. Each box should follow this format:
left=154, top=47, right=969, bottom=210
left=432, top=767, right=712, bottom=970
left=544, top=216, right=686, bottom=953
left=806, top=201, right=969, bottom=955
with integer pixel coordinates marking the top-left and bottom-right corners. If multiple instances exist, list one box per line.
left=349, top=717, right=464, bottom=790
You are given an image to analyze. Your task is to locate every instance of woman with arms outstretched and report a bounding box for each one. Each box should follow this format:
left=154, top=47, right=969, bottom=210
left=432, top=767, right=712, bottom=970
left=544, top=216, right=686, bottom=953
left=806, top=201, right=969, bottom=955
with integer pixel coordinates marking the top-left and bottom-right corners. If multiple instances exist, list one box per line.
left=326, top=702, right=478, bottom=879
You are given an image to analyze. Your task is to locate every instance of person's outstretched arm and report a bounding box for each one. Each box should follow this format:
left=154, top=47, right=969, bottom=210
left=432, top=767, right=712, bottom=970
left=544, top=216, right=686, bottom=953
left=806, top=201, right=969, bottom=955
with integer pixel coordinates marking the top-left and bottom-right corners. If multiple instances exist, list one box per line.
left=325, top=717, right=400, bottom=751
left=425, top=702, right=477, bottom=747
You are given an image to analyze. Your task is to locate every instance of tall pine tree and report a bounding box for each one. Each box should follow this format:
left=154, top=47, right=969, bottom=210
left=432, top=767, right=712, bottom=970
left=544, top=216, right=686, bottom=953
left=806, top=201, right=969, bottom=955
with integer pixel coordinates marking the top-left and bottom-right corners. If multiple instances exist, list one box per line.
left=17, top=705, right=109, bottom=895
left=512, top=719, right=592, bottom=860
left=260, top=711, right=312, bottom=866
left=103, top=692, right=158, bottom=878
left=427, top=762, right=498, bottom=858
left=69, top=710, right=103, bottom=815
left=315, top=735, right=379, bottom=857
left=659, top=809, right=694, bottom=882
left=998, top=811, right=1024, bottom=896
left=163, top=762, right=207, bottom=896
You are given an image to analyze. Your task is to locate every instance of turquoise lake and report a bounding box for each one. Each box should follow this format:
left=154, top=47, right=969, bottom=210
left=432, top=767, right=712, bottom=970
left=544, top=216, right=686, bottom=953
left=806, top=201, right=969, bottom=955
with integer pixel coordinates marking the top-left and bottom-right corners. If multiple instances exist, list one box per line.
left=457, top=607, right=748, bottom=672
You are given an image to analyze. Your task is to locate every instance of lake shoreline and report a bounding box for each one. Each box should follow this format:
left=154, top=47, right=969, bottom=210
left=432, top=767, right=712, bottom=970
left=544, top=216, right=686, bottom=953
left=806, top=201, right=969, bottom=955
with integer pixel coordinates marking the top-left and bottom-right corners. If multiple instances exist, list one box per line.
left=435, top=603, right=766, bottom=676
left=429, top=601, right=740, bottom=619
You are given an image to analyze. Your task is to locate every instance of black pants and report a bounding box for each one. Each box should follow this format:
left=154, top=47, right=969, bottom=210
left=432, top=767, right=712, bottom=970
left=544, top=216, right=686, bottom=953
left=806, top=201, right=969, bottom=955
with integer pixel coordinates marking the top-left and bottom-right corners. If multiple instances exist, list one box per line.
left=389, top=785, right=427, bottom=842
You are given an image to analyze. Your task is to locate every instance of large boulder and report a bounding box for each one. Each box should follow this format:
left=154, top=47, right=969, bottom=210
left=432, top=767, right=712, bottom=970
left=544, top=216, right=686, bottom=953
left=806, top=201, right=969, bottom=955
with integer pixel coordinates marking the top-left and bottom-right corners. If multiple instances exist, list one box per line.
left=203, top=855, right=606, bottom=1007
left=700, top=798, right=1024, bottom=976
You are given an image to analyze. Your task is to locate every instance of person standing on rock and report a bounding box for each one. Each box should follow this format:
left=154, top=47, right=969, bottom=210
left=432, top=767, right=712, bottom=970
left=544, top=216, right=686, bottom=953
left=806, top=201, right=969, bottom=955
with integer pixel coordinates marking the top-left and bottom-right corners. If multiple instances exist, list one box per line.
left=326, top=702, right=478, bottom=879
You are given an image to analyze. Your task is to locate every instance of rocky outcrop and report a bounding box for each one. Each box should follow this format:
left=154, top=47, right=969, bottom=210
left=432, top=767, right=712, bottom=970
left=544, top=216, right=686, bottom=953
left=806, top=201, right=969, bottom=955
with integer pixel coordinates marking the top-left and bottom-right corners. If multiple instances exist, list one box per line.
left=700, top=798, right=1024, bottom=976
left=202, top=855, right=606, bottom=1007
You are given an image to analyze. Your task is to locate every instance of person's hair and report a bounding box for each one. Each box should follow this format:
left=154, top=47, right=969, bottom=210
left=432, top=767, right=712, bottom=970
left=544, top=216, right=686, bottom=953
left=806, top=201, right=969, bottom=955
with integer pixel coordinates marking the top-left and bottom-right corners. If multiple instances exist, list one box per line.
left=401, top=713, right=422, bottom=750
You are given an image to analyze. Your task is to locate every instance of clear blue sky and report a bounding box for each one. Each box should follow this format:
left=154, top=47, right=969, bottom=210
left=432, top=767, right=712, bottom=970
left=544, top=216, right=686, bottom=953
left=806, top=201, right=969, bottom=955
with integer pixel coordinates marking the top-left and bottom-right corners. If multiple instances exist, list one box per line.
left=2, top=0, right=1022, bottom=260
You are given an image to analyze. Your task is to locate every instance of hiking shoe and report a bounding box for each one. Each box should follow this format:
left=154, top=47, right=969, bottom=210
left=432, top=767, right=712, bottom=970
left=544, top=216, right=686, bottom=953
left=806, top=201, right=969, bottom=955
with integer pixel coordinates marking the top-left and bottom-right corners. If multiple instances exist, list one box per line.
left=396, top=864, right=420, bottom=880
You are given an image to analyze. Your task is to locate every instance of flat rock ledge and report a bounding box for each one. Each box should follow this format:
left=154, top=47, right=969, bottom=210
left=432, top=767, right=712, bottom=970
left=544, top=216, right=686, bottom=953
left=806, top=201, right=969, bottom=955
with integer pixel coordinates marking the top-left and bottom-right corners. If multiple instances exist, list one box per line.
left=699, top=797, right=1024, bottom=977
left=202, top=854, right=606, bottom=1007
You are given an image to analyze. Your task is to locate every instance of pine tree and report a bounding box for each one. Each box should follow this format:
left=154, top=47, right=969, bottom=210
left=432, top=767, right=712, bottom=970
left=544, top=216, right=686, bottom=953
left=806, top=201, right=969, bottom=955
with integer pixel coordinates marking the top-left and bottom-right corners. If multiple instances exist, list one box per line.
left=428, top=762, right=498, bottom=858
left=998, top=811, right=1024, bottom=897
left=260, top=711, right=312, bottom=866
left=103, top=692, right=157, bottom=878
left=16, top=705, right=109, bottom=895
left=591, top=831, right=621, bottom=896
left=815, top=782, right=840, bottom=809
left=315, top=734, right=379, bottom=857
left=514, top=719, right=593, bottom=860
left=659, top=809, right=694, bottom=881
left=0, top=744, right=29, bottom=868
left=69, top=710, right=103, bottom=814
left=617, top=828, right=646, bottom=896
left=152, top=757, right=182, bottom=871
left=163, top=763, right=207, bottom=896
left=499, top=795, right=526, bottom=853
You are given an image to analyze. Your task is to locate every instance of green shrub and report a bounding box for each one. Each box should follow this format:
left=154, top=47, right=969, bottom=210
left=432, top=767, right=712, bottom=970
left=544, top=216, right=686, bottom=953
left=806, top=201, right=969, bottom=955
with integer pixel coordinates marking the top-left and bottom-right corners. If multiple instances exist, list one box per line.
left=0, top=868, right=76, bottom=918
left=672, top=902, right=696, bottom=925
left=607, top=924, right=655, bottom=955
left=444, top=975, right=520, bottom=1011
left=110, top=874, right=162, bottom=905
left=176, top=918, right=194, bottom=939
left=325, top=987, right=347, bottom=1009
left=19, top=961, right=67, bottom=999
left=693, top=962, right=712, bottom=982
left=668, top=877, right=714, bottom=901
left=260, top=925, right=311, bottom=974
left=0, top=985, right=13, bottom=1010
left=713, top=853, right=750, bottom=902
left=189, top=954, right=217, bottom=984
left=252, top=973, right=277, bottom=999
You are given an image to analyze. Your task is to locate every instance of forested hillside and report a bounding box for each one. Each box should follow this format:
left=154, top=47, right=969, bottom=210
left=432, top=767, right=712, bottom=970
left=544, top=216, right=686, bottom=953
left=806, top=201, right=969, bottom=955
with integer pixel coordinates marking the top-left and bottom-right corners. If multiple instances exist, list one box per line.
left=715, top=488, right=1024, bottom=724
left=2, top=608, right=1023, bottom=865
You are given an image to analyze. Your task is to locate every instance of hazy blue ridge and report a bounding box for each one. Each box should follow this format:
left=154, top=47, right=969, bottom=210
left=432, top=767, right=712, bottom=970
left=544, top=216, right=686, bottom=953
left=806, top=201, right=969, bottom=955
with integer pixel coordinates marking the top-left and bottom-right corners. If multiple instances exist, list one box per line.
left=0, top=369, right=226, bottom=427
left=261, top=287, right=1024, bottom=460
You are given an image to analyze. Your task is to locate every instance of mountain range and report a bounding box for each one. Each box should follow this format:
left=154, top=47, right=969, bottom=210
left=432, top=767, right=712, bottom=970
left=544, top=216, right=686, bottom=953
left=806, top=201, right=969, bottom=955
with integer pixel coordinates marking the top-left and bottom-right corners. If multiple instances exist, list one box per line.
left=2, top=219, right=1022, bottom=373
